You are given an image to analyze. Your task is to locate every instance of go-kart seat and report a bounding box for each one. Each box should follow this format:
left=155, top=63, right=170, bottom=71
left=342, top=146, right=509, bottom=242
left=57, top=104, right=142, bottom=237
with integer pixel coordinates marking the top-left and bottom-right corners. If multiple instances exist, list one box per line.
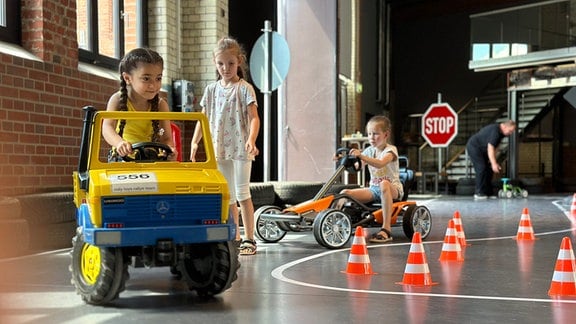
left=398, top=156, right=414, bottom=201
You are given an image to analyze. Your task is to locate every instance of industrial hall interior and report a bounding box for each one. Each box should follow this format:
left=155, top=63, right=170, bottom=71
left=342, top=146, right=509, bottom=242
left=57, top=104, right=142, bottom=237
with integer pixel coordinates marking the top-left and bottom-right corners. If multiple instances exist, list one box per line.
left=2, top=0, right=576, bottom=323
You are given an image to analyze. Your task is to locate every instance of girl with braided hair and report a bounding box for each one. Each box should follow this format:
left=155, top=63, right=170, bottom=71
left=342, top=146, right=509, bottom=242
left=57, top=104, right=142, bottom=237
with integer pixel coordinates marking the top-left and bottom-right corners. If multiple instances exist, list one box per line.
left=190, top=37, right=260, bottom=255
left=103, top=48, right=176, bottom=160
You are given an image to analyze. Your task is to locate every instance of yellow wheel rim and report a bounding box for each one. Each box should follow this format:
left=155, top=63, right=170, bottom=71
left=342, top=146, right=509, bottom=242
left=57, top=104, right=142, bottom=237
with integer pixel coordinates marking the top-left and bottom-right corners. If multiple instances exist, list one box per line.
left=80, top=243, right=101, bottom=285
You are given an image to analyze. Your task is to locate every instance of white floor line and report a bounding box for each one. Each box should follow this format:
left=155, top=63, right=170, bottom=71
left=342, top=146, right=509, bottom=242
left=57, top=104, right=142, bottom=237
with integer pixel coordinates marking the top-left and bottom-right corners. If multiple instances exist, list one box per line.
left=271, top=199, right=576, bottom=305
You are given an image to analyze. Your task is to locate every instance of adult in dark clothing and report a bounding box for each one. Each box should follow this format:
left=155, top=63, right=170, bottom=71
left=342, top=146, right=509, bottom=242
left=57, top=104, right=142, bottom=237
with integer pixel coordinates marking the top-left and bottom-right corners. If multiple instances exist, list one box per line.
left=466, top=120, right=516, bottom=199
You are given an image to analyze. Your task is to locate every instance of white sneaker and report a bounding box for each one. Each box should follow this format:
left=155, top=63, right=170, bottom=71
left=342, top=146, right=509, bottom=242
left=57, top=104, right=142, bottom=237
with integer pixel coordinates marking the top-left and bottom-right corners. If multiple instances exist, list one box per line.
left=474, top=194, right=487, bottom=200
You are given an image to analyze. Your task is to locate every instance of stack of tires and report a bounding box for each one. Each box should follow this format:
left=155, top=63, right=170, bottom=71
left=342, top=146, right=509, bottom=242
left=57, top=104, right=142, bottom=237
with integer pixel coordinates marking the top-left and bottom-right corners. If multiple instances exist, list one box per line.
left=0, top=196, right=29, bottom=258
left=250, top=181, right=360, bottom=210
left=16, top=192, right=77, bottom=251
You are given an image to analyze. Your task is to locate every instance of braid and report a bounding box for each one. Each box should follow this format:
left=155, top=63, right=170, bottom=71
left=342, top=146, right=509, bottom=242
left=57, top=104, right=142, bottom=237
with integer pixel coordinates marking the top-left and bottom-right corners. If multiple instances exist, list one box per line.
left=150, top=95, right=160, bottom=142
left=117, top=78, right=129, bottom=137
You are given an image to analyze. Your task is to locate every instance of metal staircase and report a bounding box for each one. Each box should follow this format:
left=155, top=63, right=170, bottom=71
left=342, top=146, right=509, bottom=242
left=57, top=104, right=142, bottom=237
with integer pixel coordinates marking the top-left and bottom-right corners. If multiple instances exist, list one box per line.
left=444, top=87, right=562, bottom=182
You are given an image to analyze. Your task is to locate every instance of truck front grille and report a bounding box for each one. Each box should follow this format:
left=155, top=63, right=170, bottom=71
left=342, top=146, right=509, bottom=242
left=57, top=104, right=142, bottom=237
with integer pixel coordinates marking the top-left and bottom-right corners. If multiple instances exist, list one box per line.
left=100, top=194, right=222, bottom=227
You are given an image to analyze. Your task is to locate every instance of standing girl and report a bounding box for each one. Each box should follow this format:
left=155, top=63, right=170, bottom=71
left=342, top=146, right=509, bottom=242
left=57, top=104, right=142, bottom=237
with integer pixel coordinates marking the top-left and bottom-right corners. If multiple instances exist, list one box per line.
left=103, top=47, right=176, bottom=160
left=340, top=115, right=403, bottom=243
left=190, top=37, right=260, bottom=255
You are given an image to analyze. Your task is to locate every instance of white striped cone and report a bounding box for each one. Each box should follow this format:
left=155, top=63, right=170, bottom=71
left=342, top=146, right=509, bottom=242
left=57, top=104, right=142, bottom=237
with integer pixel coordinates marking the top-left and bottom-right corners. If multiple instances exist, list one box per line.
left=453, top=210, right=468, bottom=248
left=343, top=227, right=375, bottom=275
left=516, top=207, right=536, bottom=241
left=397, top=232, right=436, bottom=285
left=548, top=237, right=576, bottom=297
left=439, top=219, right=464, bottom=261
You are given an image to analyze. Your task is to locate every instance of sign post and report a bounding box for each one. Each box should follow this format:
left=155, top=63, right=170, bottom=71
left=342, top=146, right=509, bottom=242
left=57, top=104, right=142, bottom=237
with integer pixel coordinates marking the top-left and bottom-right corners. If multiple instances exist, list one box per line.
left=421, top=95, right=458, bottom=177
left=250, top=20, right=290, bottom=181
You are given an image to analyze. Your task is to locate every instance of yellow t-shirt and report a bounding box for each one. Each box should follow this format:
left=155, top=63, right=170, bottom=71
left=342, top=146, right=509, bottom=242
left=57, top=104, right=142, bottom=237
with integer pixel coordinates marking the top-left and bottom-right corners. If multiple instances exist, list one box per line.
left=115, top=100, right=153, bottom=143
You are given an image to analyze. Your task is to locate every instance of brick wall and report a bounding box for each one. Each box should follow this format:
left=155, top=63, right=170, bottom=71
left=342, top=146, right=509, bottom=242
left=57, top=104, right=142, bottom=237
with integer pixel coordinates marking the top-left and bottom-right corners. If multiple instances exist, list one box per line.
left=0, top=1, right=118, bottom=196
left=0, top=0, right=230, bottom=196
left=180, top=0, right=229, bottom=103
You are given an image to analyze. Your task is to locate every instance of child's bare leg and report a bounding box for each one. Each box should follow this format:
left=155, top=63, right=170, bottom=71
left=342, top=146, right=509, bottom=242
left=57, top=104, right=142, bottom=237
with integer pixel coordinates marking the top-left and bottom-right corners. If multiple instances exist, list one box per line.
left=379, top=181, right=395, bottom=233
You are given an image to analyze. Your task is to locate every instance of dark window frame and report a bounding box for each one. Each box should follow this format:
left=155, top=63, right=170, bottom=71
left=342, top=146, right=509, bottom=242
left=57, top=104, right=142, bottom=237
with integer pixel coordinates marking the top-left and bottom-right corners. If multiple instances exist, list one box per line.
left=78, top=0, right=148, bottom=70
left=0, top=0, right=21, bottom=44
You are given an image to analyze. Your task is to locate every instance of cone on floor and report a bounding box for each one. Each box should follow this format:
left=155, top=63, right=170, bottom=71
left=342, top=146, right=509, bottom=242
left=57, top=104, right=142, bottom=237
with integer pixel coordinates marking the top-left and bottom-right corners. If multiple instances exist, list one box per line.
left=343, top=226, right=375, bottom=275
left=548, top=237, right=576, bottom=297
left=516, top=207, right=536, bottom=241
left=397, top=232, right=437, bottom=286
left=452, top=211, right=468, bottom=248
left=439, top=219, right=464, bottom=261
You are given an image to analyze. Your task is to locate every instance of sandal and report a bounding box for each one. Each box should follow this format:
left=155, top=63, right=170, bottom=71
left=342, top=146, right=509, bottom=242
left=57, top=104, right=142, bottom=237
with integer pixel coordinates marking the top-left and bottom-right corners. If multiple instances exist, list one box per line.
left=239, top=239, right=257, bottom=255
left=369, top=228, right=393, bottom=243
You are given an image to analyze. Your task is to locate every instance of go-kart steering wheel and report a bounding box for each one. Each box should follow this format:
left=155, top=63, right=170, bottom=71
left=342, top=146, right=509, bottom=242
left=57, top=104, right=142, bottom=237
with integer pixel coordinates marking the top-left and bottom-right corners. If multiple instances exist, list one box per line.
left=121, top=142, right=173, bottom=162
left=336, top=148, right=362, bottom=173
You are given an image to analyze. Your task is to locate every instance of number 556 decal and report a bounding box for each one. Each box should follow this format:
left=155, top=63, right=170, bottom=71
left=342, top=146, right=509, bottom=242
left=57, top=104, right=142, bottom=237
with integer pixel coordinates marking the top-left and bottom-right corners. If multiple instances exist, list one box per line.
left=109, top=172, right=158, bottom=193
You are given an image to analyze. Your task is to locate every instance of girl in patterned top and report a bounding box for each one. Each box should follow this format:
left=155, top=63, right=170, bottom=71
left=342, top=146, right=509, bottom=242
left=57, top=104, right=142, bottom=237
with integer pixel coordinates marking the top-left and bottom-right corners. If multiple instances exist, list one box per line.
left=341, top=115, right=403, bottom=243
left=102, top=48, right=176, bottom=161
left=190, top=37, right=261, bottom=255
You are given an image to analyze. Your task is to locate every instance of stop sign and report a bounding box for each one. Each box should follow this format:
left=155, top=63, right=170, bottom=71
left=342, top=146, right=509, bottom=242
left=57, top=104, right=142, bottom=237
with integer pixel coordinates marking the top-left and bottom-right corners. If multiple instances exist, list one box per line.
left=421, top=103, right=458, bottom=147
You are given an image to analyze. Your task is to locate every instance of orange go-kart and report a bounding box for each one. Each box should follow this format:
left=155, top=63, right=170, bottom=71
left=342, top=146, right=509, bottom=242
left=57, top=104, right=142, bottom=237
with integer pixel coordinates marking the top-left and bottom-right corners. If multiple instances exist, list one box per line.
left=255, top=148, right=432, bottom=249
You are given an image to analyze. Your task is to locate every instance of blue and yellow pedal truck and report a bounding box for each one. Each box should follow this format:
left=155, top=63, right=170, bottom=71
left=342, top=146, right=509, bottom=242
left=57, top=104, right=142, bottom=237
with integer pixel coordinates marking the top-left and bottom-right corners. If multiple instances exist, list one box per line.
left=71, top=106, right=239, bottom=305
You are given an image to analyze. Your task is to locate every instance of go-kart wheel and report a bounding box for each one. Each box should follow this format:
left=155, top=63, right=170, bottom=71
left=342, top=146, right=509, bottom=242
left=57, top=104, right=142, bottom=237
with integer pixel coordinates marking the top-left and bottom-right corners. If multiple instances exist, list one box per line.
left=69, top=232, right=128, bottom=305
left=402, top=205, right=432, bottom=240
left=122, top=142, right=173, bottom=161
left=498, top=189, right=504, bottom=198
left=254, top=205, right=287, bottom=243
left=521, top=189, right=529, bottom=198
left=505, top=190, right=513, bottom=199
left=313, top=208, right=352, bottom=249
left=178, top=241, right=239, bottom=297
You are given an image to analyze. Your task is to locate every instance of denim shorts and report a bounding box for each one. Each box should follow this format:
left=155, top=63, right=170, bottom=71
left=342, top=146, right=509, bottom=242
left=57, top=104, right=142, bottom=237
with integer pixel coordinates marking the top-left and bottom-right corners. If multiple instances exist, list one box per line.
left=368, top=184, right=404, bottom=202
left=368, top=185, right=382, bottom=202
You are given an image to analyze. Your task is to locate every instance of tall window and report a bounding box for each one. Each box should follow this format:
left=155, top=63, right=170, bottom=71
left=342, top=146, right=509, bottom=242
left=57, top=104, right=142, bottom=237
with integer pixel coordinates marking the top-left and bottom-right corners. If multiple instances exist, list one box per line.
left=77, top=0, right=147, bottom=70
left=0, top=0, right=21, bottom=44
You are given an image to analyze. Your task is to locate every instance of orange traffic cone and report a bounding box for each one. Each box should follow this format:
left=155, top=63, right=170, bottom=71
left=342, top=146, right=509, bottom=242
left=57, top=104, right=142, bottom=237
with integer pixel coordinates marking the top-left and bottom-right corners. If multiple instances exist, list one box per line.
left=548, top=237, right=576, bottom=297
left=397, top=232, right=437, bottom=286
left=452, top=211, right=468, bottom=248
left=516, top=208, right=536, bottom=241
left=343, top=227, right=375, bottom=275
left=439, top=219, right=464, bottom=261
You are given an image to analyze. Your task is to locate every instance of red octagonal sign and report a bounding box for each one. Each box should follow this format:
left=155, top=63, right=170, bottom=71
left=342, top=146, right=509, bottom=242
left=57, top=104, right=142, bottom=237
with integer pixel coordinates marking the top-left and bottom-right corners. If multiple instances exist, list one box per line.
left=421, top=103, right=458, bottom=147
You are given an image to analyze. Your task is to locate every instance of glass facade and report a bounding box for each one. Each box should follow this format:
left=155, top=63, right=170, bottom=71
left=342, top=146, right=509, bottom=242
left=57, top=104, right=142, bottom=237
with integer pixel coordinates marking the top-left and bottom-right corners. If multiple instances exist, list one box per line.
left=469, top=0, right=576, bottom=71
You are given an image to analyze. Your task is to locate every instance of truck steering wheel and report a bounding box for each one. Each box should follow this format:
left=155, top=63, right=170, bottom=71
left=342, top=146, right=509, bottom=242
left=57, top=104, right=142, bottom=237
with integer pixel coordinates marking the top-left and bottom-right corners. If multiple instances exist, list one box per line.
left=122, top=142, right=173, bottom=162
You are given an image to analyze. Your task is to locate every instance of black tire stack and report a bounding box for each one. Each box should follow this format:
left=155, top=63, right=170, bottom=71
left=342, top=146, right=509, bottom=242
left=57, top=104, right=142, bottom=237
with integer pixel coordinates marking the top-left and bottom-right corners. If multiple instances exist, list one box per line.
left=16, top=192, right=77, bottom=252
left=0, top=196, right=30, bottom=258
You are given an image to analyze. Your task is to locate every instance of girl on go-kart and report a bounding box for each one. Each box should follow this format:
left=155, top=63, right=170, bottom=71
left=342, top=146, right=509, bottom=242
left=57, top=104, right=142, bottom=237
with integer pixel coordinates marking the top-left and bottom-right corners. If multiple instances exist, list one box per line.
left=340, top=115, right=403, bottom=243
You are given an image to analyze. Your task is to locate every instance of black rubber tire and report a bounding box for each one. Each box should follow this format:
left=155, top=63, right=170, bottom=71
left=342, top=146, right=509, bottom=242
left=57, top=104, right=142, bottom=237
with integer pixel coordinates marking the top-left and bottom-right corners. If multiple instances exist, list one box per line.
left=178, top=241, right=240, bottom=297
left=0, top=218, right=30, bottom=258
left=271, top=181, right=324, bottom=206
left=327, top=183, right=360, bottom=195
left=17, top=192, right=76, bottom=225
left=254, top=205, right=287, bottom=243
left=402, top=205, right=432, bottom=240
left=0, top=196, right=21, bottom=220
left=313, top=209, right=352, bottom=249
left=250, top=182, right=276, bottom=209
left=28, top=220, right=77, bottom=250
left=69, top=232, right=128, bottom=305
left=455, top=178, right=475, bottom=196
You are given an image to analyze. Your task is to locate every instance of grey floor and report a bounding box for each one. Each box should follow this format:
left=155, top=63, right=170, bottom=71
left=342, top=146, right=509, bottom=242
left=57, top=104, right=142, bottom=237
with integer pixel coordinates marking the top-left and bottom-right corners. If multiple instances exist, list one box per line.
left=2, top=194, right=576, bottom=323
